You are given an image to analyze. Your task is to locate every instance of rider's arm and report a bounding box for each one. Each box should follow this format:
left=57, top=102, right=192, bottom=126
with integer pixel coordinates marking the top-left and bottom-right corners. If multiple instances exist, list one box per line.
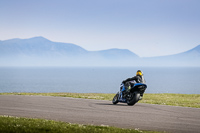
left=123, top=76, right=137, bottom=83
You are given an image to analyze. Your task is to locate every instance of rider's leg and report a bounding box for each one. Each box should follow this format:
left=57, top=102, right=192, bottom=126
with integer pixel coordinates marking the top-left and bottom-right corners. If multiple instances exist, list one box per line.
left=125, top=82, right=131, bottom=92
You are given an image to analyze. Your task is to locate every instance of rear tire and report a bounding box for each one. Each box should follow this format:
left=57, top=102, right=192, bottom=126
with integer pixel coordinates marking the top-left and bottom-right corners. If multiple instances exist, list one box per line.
left=112, top=93, right=119, bottom=104
left=127, top=92, right=140, bottom=106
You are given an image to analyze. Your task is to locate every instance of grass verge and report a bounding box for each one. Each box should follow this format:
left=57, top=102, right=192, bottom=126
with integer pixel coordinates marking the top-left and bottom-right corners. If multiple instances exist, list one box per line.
left=1, top=92, right=200, bottom=108
left=0, top=115, right=158, bottom=133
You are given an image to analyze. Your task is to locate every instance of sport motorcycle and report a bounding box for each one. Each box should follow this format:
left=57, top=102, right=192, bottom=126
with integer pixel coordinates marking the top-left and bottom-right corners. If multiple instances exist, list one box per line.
left=112, top=82, right=147, bottom=106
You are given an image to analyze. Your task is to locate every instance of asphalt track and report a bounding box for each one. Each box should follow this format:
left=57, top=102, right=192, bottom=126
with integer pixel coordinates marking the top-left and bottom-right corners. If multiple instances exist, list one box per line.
left=0, top=95, right=200, bottom=133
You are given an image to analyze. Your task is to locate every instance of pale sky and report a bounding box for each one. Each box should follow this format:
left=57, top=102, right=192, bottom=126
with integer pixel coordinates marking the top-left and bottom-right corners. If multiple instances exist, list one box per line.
left=0, top=0, right=200, bottom=57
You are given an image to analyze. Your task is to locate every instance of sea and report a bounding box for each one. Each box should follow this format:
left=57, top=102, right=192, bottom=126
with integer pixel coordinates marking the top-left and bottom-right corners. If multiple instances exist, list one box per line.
left=0, top=67, right=200, bottom=94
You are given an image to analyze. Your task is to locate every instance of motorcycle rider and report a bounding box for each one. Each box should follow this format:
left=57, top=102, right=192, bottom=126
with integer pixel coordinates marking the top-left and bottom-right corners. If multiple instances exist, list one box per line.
left=121, top=70, right=146, bottom=100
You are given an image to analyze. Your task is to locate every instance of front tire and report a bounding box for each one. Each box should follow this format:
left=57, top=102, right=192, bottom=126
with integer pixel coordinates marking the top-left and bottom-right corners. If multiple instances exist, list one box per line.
left=127, top=92, right=140, bottom=106
left=112, top=93, right=119, bottom=104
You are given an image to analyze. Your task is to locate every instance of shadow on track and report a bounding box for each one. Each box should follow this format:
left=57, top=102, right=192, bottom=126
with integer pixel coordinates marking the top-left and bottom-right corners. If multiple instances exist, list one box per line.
left=95, top=103, right=128, bottom=106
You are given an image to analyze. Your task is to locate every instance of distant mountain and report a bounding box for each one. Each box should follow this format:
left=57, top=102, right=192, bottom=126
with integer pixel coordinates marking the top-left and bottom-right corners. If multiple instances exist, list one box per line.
left=176, top=45, right=200, bottom=58
left=96, top=48, right=138, bottom=59
left=142, top=45, right=200, bottom=66
left=0, top=37, right=139, bottom=66
left=0, top=36, right=199, bottom=66
left=0, top=36, right=88, bottom=57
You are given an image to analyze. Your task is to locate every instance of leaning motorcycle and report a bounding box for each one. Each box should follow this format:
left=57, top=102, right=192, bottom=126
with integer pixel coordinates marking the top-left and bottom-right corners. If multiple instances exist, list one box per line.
left=112, top=82, right=147, bottom=106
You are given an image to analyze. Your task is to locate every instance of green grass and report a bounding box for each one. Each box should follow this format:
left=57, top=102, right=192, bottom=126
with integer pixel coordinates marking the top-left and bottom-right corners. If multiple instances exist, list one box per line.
left=141, top=93, right=200, bottom=108
left=0, top=115, right=158, bottom=133
left=1, top=92, right=200, bottom=108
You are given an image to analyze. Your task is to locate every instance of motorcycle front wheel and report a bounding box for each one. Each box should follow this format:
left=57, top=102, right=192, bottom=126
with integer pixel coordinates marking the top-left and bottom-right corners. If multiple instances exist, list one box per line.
left=112, top=93, right=119, bottom=104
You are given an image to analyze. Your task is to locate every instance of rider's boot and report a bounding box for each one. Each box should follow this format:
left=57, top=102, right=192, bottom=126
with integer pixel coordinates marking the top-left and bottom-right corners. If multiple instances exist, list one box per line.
left=139, top=93, right=144, bottom=100
left=139, top=96, right=143, bottom=100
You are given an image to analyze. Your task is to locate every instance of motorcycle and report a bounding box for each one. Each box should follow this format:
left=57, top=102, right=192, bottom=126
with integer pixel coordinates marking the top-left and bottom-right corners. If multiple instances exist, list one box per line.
left=112, top=82, right=147, bottom=106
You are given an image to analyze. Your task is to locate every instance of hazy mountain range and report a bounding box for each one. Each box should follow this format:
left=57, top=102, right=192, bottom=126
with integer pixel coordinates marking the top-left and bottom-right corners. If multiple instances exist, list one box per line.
left=0, top=36, right=199, bottom=66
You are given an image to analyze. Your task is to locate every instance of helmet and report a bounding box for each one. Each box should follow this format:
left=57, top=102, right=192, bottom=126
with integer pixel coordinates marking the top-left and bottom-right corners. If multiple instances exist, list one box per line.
left=136, top=70, right=143, bottom=76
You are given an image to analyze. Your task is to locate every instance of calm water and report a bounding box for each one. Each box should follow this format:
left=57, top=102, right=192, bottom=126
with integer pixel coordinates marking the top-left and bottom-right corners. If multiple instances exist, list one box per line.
left=0, top=67, right=200, bottom=94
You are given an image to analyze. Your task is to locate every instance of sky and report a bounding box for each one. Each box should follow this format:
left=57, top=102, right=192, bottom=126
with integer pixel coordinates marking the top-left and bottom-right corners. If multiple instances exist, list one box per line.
left=0, top=0, right=200, bottom=57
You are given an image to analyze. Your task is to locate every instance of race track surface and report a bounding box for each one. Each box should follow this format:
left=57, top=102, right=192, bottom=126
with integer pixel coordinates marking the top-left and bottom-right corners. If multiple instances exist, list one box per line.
left=0, top=95, right=200, bottom=133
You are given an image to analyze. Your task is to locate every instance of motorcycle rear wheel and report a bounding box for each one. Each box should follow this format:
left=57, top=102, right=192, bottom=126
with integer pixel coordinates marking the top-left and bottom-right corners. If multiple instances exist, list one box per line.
left=112, top=93, right=119, bottom=104
left=127, top=92, right=140, bottom=106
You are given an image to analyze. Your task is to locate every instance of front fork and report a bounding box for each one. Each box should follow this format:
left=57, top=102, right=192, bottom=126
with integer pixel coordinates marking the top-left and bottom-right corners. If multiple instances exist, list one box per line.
left=119, top=85, right=127, bottom=102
